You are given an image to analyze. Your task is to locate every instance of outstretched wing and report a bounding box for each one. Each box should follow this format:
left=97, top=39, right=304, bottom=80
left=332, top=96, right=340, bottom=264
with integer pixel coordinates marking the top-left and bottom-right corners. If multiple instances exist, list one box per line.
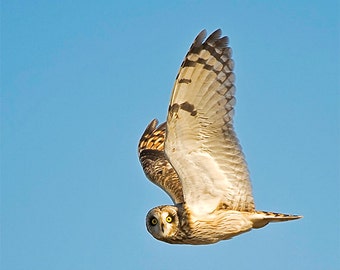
left=138, top=119, right=184, bottom=204
left=165, top=29, right=255, bottom=215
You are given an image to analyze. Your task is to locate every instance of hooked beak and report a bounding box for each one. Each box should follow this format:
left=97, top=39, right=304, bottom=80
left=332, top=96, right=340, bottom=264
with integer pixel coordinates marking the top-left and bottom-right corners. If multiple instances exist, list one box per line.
left=161, top=223, right=164, bottom=233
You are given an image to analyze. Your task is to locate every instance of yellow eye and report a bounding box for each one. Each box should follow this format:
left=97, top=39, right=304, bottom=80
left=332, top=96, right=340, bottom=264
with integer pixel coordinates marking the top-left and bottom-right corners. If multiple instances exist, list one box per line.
left=166, top=216, right=173, bottom=223
left=150, top=217, right=158, bottom=226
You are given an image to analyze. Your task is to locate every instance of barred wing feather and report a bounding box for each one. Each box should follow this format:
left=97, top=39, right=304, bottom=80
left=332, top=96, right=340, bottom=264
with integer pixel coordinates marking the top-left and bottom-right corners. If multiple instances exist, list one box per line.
left=165, top=29, right=255, bottom=215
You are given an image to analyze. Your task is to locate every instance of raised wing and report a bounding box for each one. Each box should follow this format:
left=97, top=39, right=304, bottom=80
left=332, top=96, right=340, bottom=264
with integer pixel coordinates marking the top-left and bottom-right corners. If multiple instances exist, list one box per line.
left=138, top=119, right=184, bottom=204
left=165, top=29, right=255, bottom=215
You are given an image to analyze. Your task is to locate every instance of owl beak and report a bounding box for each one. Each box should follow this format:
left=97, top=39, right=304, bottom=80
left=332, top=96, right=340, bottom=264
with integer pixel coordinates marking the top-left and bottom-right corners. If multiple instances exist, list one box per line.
left=161, top=223, right=164, bottom=233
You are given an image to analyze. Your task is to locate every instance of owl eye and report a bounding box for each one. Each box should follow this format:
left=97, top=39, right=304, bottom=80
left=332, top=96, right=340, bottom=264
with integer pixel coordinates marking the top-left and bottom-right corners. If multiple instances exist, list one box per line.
left=166, top=216, right=173, bottom=223
left=150, top=217, right=158, bottom=226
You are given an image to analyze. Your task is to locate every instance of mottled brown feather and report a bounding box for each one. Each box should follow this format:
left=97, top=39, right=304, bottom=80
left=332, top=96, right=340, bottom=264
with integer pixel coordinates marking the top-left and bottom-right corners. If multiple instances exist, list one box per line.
left=138, top=119, right=184, bottom=204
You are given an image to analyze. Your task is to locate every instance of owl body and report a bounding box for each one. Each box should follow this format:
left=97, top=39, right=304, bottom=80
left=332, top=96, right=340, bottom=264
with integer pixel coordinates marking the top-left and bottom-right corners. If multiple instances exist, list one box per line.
left=139, top=29, right=302, bottom=245
left=146, top=204, right=296, bottom=245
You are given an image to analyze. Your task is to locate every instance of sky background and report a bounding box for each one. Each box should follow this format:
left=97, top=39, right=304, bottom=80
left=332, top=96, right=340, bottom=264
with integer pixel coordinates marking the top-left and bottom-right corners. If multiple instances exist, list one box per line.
left=1, top=1, right=339, bottom=269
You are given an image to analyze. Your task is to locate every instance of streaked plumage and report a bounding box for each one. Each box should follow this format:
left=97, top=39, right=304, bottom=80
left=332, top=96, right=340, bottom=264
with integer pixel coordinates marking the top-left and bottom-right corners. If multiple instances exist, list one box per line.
left=138, top=120, right=184, bottom=204
left=138, top=29, right=302, bottom=245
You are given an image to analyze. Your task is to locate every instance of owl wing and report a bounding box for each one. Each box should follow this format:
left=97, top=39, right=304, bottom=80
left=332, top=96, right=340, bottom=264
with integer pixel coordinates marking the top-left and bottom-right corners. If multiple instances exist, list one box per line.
left=165, top=29, right=255, bottom=215
left=138, top=119, right=184, bottom=204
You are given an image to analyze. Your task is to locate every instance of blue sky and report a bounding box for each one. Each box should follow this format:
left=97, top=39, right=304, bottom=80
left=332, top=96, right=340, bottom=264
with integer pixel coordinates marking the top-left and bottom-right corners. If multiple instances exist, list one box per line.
left=1, top=1, right=339, bottom=269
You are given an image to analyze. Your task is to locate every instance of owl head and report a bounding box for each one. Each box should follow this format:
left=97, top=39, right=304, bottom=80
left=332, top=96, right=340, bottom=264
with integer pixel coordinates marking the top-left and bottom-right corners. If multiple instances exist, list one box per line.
left=146, top=205, right=181, bottom=242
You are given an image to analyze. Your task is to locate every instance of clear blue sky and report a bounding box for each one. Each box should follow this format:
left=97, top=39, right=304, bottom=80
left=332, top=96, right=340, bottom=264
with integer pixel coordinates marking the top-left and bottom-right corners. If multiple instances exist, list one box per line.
left=2, top=1, right=339, bottom=269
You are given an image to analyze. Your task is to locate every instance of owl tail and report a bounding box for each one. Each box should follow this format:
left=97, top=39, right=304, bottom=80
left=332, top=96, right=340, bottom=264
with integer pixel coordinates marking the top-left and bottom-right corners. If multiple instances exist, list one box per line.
left=250, top=211, right=302, bottom=229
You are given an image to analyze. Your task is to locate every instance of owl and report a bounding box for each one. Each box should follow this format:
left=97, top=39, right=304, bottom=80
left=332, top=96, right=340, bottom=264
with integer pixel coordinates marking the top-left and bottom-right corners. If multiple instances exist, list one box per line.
left=138, top=29, right=302, bottom=245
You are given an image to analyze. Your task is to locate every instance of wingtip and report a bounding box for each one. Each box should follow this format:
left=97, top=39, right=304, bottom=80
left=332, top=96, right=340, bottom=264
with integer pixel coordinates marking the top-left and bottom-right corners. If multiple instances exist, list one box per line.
left=192, top=28, right=229, bottom=50
left=138, top=119, right=158, bottom=153
left=192, top=29, right=207, bottom=47
left=142, top=119, right=159, bottom=137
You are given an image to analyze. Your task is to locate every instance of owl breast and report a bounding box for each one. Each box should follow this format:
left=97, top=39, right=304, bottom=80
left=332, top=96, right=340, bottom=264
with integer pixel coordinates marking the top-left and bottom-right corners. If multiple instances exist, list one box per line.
left=174, top=207, right=254, bottom=245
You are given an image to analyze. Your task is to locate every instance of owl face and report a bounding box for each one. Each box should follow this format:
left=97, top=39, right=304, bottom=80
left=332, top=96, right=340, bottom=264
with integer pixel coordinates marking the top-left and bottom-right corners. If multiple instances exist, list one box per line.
left=146, top=205, right=180, bottom=241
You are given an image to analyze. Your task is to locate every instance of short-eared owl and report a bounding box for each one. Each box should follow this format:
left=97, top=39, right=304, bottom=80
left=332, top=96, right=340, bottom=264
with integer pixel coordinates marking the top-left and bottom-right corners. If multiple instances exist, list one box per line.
left=138, top=29, right=302, bottom=245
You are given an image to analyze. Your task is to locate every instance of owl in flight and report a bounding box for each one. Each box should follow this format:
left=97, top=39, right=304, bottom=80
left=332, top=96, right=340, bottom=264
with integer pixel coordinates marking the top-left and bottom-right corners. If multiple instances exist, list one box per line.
left=138, top=29, right=302, bottom=245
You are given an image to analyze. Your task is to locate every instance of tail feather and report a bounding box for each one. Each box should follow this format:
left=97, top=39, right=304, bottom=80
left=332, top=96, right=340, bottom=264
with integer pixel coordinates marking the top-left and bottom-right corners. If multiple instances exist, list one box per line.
left=250, top=211, right=302, bottom=229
